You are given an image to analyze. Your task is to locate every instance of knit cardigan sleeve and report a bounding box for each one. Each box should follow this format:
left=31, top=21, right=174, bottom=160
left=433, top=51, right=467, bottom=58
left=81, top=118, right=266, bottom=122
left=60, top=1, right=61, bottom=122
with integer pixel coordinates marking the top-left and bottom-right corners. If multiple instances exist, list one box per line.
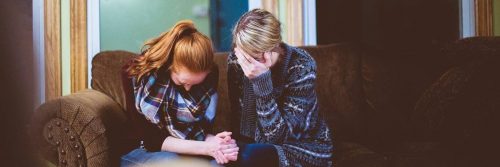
left=250, top=55, right=319, bottom=143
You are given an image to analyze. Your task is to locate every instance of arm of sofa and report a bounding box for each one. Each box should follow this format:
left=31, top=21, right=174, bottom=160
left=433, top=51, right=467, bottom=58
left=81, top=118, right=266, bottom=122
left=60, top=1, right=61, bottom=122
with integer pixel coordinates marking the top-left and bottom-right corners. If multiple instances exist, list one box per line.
left=412, top=59, right=500, bottom=141
left=30, top=89, right=130, bottom=167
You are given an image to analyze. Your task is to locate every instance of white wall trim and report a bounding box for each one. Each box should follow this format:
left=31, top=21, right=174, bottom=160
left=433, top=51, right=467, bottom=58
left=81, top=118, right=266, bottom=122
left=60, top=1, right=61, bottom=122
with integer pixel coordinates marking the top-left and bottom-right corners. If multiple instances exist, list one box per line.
left=87, top=0, right=100, bottom=87
left=460, top=0, right=475, bottom=38
left=33, top=0, right=45, bottom=106
left=248, top=0, right=262, bottom=10
left=303, top=0, right=317, bottom=45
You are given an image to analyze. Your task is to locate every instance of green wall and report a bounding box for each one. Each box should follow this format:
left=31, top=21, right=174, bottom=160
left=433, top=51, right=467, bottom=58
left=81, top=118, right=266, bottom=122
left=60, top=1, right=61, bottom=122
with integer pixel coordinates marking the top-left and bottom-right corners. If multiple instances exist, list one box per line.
left=100, top=0, right=210, bottom=53
left=495, top=0, right=500, bottom=36
left=61, top=0, right=71, bottom=95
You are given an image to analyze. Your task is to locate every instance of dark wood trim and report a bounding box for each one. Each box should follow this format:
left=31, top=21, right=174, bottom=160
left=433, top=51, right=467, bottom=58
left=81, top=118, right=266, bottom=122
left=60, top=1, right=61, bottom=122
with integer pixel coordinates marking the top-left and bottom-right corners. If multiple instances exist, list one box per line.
left=475, top=0, right=494, bottom=36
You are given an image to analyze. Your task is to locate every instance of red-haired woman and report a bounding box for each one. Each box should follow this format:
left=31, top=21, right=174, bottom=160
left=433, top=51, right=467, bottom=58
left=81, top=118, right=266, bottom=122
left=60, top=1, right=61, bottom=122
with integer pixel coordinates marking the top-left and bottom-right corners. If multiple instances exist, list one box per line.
left=121, top=20, right=237, bottom=166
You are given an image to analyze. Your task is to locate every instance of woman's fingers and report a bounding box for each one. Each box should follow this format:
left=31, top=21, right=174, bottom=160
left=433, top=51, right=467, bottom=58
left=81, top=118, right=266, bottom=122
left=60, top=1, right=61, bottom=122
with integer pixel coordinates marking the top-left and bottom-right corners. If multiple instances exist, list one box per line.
left=214, top=151, right=222, bottom=164
left=225, top=153, right=238, bottom=161
left=236, top=56, right=252, bottom=76
left=221, top=147, right=239, bottom=154
left=215, top=132, right=234, bottom=144
left=240, top=50, right=258, bottom=64
left=235, top=51, right=251, bottom=71
left=217, top=150, right=229, bottom=164
left=215, top=131, right=232, bottom=138
left=227, top=151, right=239, bottom=161
left=226, top=154, right=238, bottom=161
left=235, top=47, right=271, bottom=79
left=218, top=143, right=237, bottom=151
left=225, top=152, right=238, bottom=157
left=236, top=47, right=261, bottom=68
left=213, top=151, right=222, bottom=164
left=225, top=143, right=238, bottom=149
left=263, top=52, right=275, bottom=67
left=221, top=145, right=239, bottom=151
left=235, top=47, right=252, bottom=63
left=223, top=135, right=231, bottom=142
left=217, top=151, right=227, bottom=164
left=235, top=48, right=250, bottom=64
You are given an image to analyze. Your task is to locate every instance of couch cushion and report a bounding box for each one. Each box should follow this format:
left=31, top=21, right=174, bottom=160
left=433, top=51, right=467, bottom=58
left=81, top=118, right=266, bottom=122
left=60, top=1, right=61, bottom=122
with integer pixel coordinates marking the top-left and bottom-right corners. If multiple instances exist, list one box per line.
left=90, top=51, right=232, bottom=132
left=412, top=37, right=500, bottom=140
left=301, top=43, right=365, bottom=141
left=91, top=44, right=367, bottom=142
left=335, top=142, right=388, bottom=167
left=381, top=142, right=452, bottom=167
left=91, top=50, right=136, bottom=110
left=211, top=44, right=366, bottom=140
left=212, top=52, right=231, bottom=132
left=361, top=47, right=454, bottom=142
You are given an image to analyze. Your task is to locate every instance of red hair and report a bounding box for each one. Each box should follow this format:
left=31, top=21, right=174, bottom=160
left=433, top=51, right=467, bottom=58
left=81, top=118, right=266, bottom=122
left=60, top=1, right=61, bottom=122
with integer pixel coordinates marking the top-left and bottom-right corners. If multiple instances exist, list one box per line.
left=127, top=20, right=214, bottom=81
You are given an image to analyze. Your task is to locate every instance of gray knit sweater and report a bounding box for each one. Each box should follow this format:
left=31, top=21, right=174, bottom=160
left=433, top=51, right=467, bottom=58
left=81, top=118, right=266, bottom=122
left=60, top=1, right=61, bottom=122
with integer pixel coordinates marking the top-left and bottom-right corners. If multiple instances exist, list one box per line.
left=227, top=43, right=333, bottom=167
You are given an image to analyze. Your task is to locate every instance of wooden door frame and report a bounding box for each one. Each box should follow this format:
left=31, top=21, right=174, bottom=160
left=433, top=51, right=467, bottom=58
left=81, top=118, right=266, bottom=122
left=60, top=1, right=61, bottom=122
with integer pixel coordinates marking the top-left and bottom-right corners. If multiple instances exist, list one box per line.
left=460, top=0, right=494, bottom=38
left=44, top=0, right=62, bottom=101
left=38, top=0, right=92, bottom=102
left=475, top=0, right=494, bottom=36
left=70, top=0, right=88, bottom=93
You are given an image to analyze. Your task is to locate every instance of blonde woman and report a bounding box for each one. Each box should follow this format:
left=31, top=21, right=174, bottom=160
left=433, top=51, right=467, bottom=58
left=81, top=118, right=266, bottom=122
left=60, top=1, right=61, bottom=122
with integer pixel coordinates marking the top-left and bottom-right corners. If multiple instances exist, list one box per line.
left=121, top=20, right=238, bottom=166
left=227, top=9, right=333, bottom=166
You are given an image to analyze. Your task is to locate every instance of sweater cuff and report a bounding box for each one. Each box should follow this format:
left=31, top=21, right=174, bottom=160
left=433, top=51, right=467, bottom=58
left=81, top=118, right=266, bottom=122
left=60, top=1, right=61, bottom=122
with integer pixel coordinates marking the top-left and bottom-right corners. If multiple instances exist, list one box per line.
left=250, top=70, right=273, bottom=96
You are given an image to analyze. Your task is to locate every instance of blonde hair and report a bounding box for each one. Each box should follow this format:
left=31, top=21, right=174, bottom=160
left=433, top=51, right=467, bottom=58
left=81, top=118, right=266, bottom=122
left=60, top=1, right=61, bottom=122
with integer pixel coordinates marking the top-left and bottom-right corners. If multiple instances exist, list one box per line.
left=127, top=20, right=214, bottom=81
left=232, top=9, right=282, bottom=55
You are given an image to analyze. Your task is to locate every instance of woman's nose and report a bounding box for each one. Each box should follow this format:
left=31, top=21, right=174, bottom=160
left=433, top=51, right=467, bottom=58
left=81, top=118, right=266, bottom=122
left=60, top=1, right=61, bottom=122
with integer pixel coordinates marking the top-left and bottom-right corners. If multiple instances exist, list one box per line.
left=184, top=85, right=192, bottom=91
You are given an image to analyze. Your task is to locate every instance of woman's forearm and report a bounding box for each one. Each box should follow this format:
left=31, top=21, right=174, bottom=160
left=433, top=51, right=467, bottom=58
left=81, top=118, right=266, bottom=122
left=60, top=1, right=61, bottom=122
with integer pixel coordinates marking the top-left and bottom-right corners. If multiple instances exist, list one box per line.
left=250, top=71, right=288, bottom=143
left=161, top=136, right=209, bottom=156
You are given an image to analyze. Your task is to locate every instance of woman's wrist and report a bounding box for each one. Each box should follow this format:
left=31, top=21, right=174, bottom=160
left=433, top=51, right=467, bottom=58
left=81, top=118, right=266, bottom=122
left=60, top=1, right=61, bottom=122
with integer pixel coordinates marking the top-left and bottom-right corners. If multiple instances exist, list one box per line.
left=161, top=136, right=211, bottom=156
left=205, top=134, right=214, bottom=141
left=250, top=70, right=273, bottom=96
left=202, top=140, right=216, bottom=156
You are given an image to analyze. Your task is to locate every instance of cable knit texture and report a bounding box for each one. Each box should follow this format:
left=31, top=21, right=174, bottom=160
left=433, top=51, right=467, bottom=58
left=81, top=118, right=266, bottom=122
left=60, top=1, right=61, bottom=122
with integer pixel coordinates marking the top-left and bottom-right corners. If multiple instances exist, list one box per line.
left=228, top=43, right=334, bottom=167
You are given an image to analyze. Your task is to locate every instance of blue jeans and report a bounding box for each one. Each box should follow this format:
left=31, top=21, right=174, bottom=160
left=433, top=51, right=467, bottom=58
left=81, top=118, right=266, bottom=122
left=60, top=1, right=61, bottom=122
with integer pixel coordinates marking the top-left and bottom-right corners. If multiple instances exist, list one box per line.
left=225, top=143, right=278, bottom=167
left=121, top=148, right=220, bottom=167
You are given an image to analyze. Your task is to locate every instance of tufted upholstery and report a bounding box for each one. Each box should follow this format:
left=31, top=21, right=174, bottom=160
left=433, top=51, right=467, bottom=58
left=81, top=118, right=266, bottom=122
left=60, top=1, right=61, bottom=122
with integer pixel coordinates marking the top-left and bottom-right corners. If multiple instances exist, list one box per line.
left=31, top=90, right=129, bottom=167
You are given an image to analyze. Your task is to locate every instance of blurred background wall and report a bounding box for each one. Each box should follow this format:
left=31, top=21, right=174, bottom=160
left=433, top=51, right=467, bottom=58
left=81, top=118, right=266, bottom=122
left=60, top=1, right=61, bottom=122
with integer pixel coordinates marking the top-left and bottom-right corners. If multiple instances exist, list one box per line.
left=100, top=0, right=212, bottom=53
left=0, top=0, right=38, bottom=166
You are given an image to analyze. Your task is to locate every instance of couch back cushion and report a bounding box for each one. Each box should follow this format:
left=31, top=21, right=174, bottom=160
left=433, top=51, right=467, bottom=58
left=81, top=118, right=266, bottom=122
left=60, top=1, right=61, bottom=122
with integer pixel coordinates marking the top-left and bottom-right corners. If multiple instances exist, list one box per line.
left=91, top=50, right=136, bottom=109
left=301, top=44, right=365, bottom=141
left=412, top=37, right=500, bottom=141
left=212, top=52, right=231, bottom=132
left=212, top=44, right=366, bottom=140
left=90, top=51, right=233, bottom=130
left=361, top=48, right=454, bottom=142
left=92, top=45, right=365, bottom=141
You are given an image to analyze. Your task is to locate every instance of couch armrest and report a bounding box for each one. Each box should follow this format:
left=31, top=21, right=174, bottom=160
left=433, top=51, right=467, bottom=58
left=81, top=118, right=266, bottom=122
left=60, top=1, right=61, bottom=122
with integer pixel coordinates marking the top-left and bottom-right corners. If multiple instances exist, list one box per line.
left=412, top=58, right=500, bottom=140
left=31, top=89, right=129, bottom=167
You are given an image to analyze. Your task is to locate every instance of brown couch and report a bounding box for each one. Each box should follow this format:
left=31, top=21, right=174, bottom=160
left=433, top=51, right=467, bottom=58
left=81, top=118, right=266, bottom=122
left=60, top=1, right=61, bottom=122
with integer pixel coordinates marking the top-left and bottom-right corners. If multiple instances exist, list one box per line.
left=31, top=37, right=500, bottom=167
